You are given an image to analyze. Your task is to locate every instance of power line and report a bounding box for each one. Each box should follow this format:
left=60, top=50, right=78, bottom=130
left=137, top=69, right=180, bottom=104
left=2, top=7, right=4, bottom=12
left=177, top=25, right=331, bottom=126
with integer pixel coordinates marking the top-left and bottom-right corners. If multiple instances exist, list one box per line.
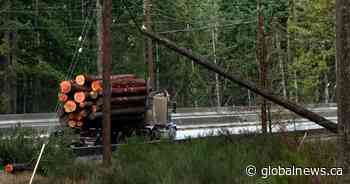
left=157, top=20, right=256, bottom=34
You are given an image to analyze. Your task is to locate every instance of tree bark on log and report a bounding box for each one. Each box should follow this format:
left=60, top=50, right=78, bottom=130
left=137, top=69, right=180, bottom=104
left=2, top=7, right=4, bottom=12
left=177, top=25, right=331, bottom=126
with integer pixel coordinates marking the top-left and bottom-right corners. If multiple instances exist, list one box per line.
left=93, top=107, right=146, bottom=119
left=139, top=27, right=337, bottom=133
left=111, top=86, right=147, bottom=96
left=110, top=96, right=146, bottom=105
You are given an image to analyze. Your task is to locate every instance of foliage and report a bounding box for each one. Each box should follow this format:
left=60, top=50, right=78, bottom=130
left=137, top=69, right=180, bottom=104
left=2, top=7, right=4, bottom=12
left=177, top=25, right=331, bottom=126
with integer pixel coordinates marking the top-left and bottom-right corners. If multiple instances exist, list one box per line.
left=0, top=0, right=337, bottom=112
left=288, top=0, right=335, bottom=103
left=0, top=128, right=76, bottom=177
left=0, top=94, right=8, bottom=113
left=10, top=134, right=338, bottom=184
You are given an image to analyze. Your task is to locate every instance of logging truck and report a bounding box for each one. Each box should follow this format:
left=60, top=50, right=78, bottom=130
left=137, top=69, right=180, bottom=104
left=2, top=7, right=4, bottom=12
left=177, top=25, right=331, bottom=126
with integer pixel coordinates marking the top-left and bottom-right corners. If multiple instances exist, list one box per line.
left=58, top=74, right=177, bottom=146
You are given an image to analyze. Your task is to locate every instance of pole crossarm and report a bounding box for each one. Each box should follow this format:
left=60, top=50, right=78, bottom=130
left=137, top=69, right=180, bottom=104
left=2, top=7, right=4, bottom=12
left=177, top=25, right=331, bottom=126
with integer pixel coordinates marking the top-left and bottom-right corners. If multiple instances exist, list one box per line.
left=138, top=27, right=338, bottom=133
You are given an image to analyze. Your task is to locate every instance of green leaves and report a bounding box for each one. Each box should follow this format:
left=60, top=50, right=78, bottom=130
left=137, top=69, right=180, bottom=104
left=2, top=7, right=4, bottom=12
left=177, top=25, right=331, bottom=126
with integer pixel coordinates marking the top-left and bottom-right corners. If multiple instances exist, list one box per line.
left=288, top=0, right=335, bottom=103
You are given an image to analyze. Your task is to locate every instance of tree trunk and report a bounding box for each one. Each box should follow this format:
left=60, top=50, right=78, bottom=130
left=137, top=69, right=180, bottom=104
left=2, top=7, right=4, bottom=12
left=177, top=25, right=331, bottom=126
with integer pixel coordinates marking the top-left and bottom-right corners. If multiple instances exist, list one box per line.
left=324, top=74, right=329, bottom=104
left=277, top=32, right=287, bottom=99
left=6, top=31, right=18, bottom=113
left=212, top=0, right=221, bottom=108
left=336, top=0, right=350, bottom=182
left=288, top=0, right=298, bottom=103
left=257, top=0, right=268, bottom=133
left=144, top=0, right=155, bottom=89
left=212, top=23, right=221, bottom=107
left=4, top=0, right=17, bottom=113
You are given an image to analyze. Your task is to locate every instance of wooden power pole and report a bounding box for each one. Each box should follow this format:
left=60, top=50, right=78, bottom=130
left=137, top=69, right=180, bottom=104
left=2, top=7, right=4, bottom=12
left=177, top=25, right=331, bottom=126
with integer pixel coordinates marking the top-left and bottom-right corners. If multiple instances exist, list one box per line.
left=96, top=0, right=103, bottom=76
left=101, top=0, right=112, bottom=166
left=336, top=0, right=350, bottom=182
left=144, top=0, right=155, bottom=90
left=257, top=0, right=268, bottom=133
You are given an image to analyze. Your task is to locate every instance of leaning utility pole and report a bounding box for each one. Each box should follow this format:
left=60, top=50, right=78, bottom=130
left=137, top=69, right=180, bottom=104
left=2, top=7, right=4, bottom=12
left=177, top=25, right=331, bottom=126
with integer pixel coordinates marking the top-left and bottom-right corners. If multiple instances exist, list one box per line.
left=139, top=28, right=337, bottom=133
left=257, top=0, right=268, bottom=133
left=101, top=0, right=112, bottom=166
left=144, top=0, right=155, bottom=90
left=336, top=0, right=350, bottom=182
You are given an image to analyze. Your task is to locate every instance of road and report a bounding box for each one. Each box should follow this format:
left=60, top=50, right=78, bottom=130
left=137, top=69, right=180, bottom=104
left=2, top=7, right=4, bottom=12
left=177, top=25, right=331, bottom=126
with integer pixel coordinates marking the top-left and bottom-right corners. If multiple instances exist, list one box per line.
left=0, top=104, right=338, bottom=140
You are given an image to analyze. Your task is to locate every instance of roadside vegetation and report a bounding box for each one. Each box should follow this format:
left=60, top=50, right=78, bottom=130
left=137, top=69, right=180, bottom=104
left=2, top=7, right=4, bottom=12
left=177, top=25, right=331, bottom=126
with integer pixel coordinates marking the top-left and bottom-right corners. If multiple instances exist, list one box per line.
left=0, top=129, right=338, bottom=184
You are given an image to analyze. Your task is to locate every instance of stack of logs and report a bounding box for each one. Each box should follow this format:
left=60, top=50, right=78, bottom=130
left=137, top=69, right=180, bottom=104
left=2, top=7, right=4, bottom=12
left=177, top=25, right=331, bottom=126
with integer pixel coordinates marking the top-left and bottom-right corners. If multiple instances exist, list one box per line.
left=58, top=74, right=148, bottom=129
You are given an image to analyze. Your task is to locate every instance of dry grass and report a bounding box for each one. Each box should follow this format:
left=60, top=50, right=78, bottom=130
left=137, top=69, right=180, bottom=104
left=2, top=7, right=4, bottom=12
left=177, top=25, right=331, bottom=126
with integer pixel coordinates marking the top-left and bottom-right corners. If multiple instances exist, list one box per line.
left=0, top=172, right=89, bottom=184
left=0, top=172, right=47, bottom=184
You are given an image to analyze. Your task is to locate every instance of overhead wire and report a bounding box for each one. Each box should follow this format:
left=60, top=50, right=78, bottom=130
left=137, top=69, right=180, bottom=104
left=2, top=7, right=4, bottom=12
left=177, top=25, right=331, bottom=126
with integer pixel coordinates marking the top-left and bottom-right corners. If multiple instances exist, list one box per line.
left=54, top=0, right=95, bottom=115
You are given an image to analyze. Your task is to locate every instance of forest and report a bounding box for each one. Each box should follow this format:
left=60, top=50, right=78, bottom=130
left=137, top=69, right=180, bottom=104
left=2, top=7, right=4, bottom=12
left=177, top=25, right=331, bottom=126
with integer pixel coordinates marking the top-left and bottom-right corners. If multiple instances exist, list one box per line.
left=0, top=0, right=335, bottom=113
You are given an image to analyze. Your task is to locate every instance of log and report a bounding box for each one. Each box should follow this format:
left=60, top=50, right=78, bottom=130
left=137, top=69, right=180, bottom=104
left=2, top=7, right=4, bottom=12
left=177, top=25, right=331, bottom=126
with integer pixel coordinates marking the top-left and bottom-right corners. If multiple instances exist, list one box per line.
left=68, top=120, right=77, bottom=128
left=110, top=96, right=145, bottom=105
left=4, top=163, right=33, bottom=173
left=75, top=74, right=94, bottom=86
left=74, top=92, right=88, bottom=103
left=75, top=91, right=100, bottom=103
left=79, top=101, right=94, bottom=108
left=93, top=74, right=137, bottom=81
left=111, top=86, right=147, bottom=96
left=91, top=75, right=142, bottom=91
left=93, top=107, right=146, bottom=119
left=77, top=121, right=84, bottom=127
left=89, top=91, right=99, bottom=99
left=80, top=74, right=136, bottom=81
left=4, top=164, right=13, bottom=173
left=91, top=80, right=103, bottom=92
left=68, top=112, right=83, bottom=121
left=111, top=78, right=146, bottom=88
left=87, top=114, right=145, bottom=125
left=79, top=109, right=89, bottom=117
left=110, top=74, right=137, bottom=80
left=60, top=80, right=90, bottom=94
left=58, top=93, right=68, bottom=102
left=140, top=28, right=338, bottom=133
left=60, top=80, right=72, bottom=94
left=64, top=100, right=77, bottom=113
left=91, top=105, right=98, bottom=113
left=110, top=103, right=146, bottom=110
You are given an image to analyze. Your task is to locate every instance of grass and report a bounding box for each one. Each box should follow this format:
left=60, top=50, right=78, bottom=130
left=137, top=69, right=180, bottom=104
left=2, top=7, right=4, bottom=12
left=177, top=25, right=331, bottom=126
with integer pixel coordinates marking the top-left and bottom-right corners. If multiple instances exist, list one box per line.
left=0, top=129, right=338, bottom=184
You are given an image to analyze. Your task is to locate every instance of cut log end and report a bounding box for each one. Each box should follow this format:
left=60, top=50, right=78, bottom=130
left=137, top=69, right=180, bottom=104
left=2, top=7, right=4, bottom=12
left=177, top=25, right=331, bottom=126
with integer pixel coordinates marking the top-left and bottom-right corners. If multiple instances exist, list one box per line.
left=58, top=93, right=68, bottom=102
left=75, top=74, right=86, bottom=86
left=64, top=100, right=77, bottom=113
left=79, top=110, right=88, bottom=117
left=60, top=80, right=72, bottom=94
left=4, top=164, right=14, bottom=173
left=91, top=80, right=103, bottom=92
left=74, top=91, right=87, bottom=103
left=89, top=91, right=99, bottom=99
left=76, top=121, right=84, bottom=127
left=79, top=103, right=85, bottom=109
left=68, top=120, right=77, bottom=128
left=92, top=105, right=98, bottom=113
left=79, top=101, right=94, bottom=108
